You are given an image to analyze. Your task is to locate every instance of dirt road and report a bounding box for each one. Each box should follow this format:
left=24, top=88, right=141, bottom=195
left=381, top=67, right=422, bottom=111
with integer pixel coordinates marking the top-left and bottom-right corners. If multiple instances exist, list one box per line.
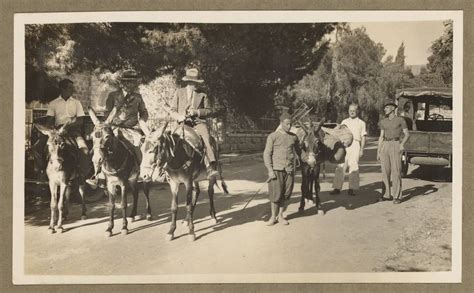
left=23, top=138, right=452, bottom=276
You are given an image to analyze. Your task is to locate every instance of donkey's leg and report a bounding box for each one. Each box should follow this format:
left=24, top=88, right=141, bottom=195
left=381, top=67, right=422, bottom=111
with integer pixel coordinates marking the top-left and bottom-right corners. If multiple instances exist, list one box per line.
left=299, top=168, right=307, bottom=212
left=56, top=183, right=67, bottom=233
left=105, top=184, right=116, bottom=237
left=185, top=180, right=196, bottom=241
left=207, top=179, right=218, bottom=224
left=315, top=165, right=322, bottom=211
left=63, top=183, right=71, bottom=221
left=166, top=180, right=179, bottom=241
left=78, top=184, right=87, bottom=220
left=143, top=181, right=152, bottom=221
left=184, top=181, right=200, bottom=226
left=120, top=183, right=129, bottom=235
left=48, top=182, right=58, bottom=233
left=129, top=178, right=139, bottom=221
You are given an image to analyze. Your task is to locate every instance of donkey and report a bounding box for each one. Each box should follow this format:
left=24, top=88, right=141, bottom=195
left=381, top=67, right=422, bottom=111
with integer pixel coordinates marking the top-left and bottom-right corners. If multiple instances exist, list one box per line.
left=297, top=119, right=326, bottom=213
left=89, top=108, right=151, bottom=237
left=35, top=121, right=88, bottom=233
left=139, top=121, right=228, bottom=241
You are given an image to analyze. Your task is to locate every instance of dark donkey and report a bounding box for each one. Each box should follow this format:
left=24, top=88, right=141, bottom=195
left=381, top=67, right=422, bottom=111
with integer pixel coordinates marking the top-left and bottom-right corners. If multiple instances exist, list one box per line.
left=89, top=108, right=150, bottom=237
left=298, top=119, right=326, bottom=213
left=139, top=121, right=228, bottom=241
left=35, top=121, right=89, bottom=233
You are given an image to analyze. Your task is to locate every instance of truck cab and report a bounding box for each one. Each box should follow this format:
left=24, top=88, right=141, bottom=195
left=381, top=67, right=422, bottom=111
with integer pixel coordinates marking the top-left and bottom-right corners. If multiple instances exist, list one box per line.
left=396, top=88, right=452, bottom=178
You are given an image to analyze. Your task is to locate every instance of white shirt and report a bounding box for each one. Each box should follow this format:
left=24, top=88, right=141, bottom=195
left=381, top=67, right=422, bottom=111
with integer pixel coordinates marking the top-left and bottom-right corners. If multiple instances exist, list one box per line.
left=341, top=117, right=367, bottom=142
left=47, top=96, right=85, bottom=126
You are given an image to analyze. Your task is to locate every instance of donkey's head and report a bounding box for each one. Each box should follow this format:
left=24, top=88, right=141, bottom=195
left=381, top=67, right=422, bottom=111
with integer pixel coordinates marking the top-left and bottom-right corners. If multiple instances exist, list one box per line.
left=139, top=120, right=170, bottom=183
left=300, top=118, right=325, bottom=169
left=88, top=107, right=118, bottom=157
left=35, top=121, right=74, bottom=171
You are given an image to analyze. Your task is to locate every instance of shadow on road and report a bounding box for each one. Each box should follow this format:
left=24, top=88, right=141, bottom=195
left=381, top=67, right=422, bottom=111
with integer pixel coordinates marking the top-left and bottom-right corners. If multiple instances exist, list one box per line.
left=401, top=184, right=438, bottom=203
left=287, top=181, right=384, bottom=220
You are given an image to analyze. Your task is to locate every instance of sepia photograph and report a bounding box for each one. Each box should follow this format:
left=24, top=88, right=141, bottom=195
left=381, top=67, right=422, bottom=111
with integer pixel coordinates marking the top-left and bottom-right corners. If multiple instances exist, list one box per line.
left=12, top=10, right=462, bottom=284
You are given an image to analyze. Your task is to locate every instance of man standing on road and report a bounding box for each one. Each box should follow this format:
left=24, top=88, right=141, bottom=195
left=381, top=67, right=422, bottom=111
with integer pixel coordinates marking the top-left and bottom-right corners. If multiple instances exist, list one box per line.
left=330, top=103, right=367, bottom=196
left=263, top=112, right=301, bottom=226
left=377, top=99, right=410, bottom=204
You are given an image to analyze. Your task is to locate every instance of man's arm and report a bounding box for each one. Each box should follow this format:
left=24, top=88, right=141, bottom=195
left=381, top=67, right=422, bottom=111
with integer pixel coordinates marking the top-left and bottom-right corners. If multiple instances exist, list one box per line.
left=263, top=133, right=275, bottom=178
left=138, top=95, right=149, bottom=122
left=104, top=91, right=115, bottom=119
left=400, top=128, right=410, bottom=152
left=168, top=89, right=185, bottom=122
left=197, top=94, right=212, bottom=118
left=377, top=129, right=384, bottom=161
left=360, top=121, right=367, bottom=158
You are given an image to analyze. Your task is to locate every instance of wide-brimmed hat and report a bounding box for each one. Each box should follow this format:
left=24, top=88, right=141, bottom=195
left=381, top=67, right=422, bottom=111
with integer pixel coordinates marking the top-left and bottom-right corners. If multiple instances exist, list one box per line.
left=182, top=68, right=204, bottom=83
left=382, top=99, right=398, bottom=108
left=120, top=70, right=140, bottom=81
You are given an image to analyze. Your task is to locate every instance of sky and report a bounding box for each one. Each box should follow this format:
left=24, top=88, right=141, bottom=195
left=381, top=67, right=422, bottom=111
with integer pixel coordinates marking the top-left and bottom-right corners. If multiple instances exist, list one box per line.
left=348, top=21, right=447, bottom=66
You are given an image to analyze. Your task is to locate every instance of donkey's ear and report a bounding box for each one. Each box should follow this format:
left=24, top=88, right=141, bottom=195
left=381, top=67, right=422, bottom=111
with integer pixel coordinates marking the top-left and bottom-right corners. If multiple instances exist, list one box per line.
left=34, top=123, right=53, bottom=137
left=88, top=107, right=101, bottom=126
left=139, top=119, right=150, bottom=136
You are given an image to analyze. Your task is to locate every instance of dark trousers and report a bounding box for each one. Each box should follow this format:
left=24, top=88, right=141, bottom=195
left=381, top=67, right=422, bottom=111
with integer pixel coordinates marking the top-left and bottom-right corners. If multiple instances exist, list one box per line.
left=268, top=170, right=295, bottom=204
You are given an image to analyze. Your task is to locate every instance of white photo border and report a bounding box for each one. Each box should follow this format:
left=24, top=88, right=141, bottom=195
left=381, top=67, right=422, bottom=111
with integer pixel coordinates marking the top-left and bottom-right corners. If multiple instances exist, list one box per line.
left=13, top=10, right=463, bottom=284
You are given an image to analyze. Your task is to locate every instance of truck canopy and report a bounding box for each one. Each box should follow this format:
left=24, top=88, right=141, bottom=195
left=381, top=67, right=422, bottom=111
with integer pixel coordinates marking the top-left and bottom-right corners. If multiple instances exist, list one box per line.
left=396, top=87, right=452, bottom=104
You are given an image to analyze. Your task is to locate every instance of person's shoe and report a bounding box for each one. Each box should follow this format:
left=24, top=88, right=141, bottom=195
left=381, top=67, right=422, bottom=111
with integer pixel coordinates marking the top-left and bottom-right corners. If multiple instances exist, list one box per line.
left=378, top=196, right=393, bottom=202
left=393, top=199, right=402, bottom=204
left=330, top=189, right=341, bottom=195
left=86, top=176, right=98, bottom=189
left=266, top=217, right=277, bottom=226
left=278, top=216, right=289, bottom=225
left=348, top=189, right=356, bottom=196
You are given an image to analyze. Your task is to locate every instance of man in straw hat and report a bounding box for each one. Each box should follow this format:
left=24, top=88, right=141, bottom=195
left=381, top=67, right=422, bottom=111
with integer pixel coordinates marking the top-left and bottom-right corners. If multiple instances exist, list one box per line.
left=169, top=68, right=219, bottom=178
left=330, top=103, right=367, bottom=196
left=263, top=112, right=301, bottom=226
left=86, top=69, right=149, bottom=188
left=377, top=98, right=410, bottom=204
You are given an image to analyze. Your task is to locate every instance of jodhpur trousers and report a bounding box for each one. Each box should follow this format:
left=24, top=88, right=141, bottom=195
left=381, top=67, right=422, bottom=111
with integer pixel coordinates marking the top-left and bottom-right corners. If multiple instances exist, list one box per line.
left=380, top=141, right=402, bottom=200
left=333, top=140, right=360, bottom=190
left=268, top=170, right=295, bottom=205
left=193, top=123, right=216, bottom=163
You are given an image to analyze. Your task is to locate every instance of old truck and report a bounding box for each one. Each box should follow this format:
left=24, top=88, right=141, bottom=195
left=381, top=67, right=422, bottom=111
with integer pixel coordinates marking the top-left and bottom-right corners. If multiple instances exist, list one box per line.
left=396, top=87, right=452, bottom=178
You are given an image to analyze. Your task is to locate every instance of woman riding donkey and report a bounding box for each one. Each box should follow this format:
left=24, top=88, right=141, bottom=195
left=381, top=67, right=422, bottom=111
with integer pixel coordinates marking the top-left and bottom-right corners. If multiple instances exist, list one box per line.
left=87, top=70, right=154, bottom=222
left=87, top=70, right=149, bottom=188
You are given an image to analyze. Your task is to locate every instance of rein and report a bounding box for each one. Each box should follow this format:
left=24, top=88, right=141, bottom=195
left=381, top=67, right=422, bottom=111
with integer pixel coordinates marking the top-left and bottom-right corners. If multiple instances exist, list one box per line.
left=101, top=139, right=131, bottom=176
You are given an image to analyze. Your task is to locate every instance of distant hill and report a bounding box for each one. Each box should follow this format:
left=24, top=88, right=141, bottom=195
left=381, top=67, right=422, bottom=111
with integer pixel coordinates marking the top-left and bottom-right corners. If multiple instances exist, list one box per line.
left=407, top=64, right=426, bottom=76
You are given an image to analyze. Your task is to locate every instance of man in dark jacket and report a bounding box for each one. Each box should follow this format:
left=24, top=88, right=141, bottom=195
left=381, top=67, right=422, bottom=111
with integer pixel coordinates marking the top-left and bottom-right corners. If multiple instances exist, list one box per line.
left=86, top=70, right=149, bottom=188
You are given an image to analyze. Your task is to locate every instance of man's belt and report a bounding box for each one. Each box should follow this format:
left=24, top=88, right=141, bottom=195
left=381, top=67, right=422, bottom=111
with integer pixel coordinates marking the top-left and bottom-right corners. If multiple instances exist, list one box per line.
left=383, top=137, right=400, bottom=141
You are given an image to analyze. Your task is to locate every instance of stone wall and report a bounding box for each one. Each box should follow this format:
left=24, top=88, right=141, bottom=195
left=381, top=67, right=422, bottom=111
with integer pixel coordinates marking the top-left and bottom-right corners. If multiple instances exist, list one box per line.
left=218, top=131, right=270, bottom=153
left=49, top=73, right=274, bottom=154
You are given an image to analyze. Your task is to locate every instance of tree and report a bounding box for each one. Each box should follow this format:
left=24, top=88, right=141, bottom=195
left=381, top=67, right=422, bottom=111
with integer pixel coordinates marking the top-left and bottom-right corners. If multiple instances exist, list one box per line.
left=25, top=23, right=336, bottom=119
left=288, top=27, right=386, bottom=132
left=426, top=21, right=453, bottom=86
left=395, top=42, right=406, bottom=67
